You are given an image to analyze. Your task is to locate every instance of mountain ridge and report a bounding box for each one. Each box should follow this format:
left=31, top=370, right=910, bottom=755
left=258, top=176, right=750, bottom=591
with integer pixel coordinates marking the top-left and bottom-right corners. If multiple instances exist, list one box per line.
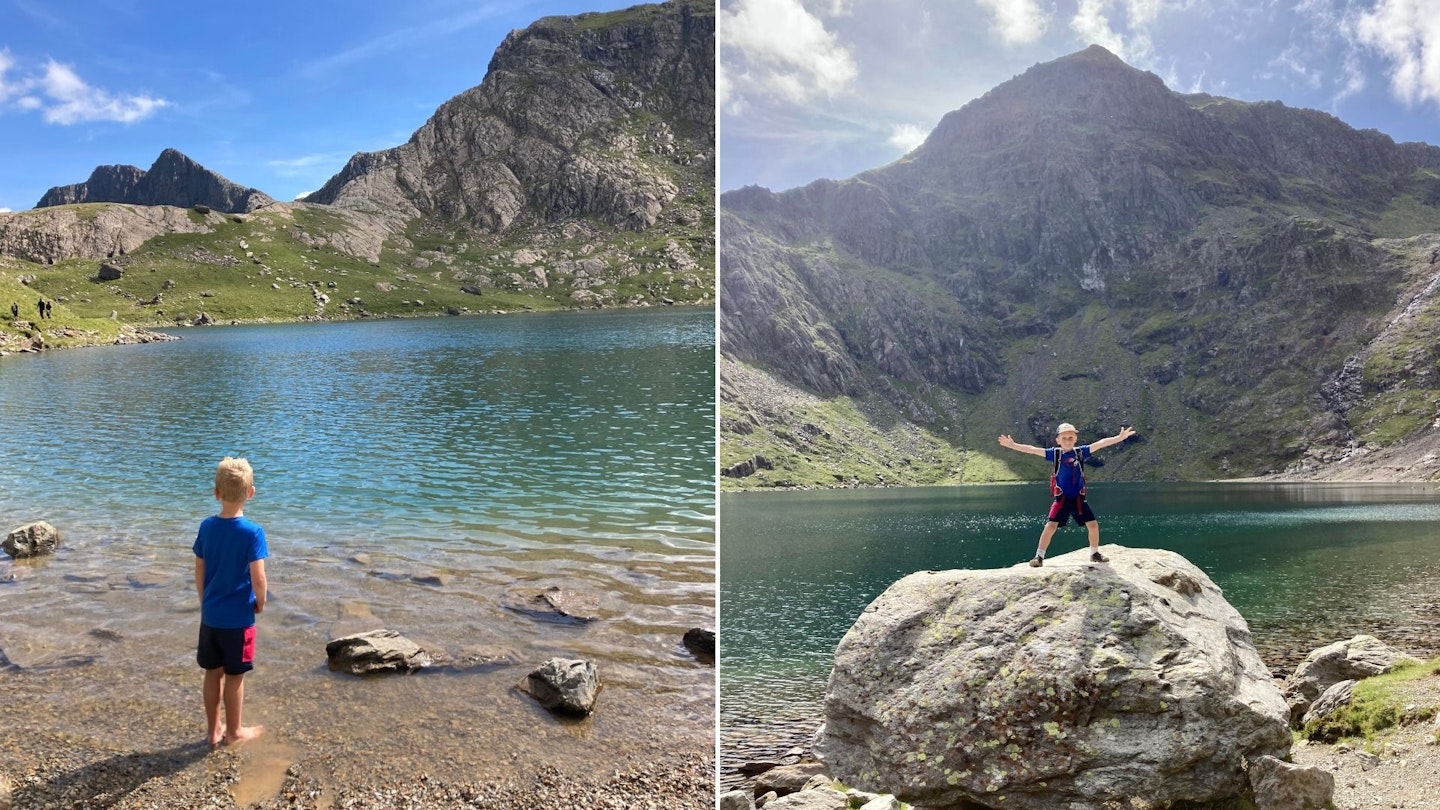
left=720, top=45, right=1440, bottom=488
left=37, top=148, right=275, bottom=214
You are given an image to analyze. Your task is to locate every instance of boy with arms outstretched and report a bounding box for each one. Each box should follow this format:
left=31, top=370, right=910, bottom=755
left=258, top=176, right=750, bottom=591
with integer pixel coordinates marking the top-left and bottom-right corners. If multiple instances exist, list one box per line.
left=998, top=422, right=1136, bottom=566
left=194, top=456, right=268, bottom=746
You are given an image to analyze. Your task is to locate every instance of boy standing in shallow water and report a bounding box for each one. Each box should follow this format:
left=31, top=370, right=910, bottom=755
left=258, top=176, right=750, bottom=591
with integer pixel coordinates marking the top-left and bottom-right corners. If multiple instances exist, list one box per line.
left=998, top=422, right=1136, bottom=567
left=194, top=456, right=268, bottom=746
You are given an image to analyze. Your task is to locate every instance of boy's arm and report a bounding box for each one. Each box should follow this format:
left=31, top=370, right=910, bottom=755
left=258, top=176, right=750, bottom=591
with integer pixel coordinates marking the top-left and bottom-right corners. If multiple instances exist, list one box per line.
left=998, top=434, right=1048, bottom=457
left=194, top=557, right=205, bottom=601
left=250, top=559, right=267, bottom=614
left=1088, top=426, right=1138, bottom=452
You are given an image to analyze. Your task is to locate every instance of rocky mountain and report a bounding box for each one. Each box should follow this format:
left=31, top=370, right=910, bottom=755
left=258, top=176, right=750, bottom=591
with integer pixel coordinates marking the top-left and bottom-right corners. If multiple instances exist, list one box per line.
left=4, top=0, right=714, bottom=331
left=37, top=149, right=274, bottom=213
left=309, top=0, right=713, bottom=235
left=721, top=45, right=1440, bottom=488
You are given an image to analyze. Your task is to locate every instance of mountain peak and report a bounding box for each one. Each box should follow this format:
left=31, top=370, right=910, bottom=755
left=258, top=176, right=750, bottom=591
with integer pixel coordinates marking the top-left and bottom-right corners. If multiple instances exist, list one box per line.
left=36, top=149, right=273, bottom=213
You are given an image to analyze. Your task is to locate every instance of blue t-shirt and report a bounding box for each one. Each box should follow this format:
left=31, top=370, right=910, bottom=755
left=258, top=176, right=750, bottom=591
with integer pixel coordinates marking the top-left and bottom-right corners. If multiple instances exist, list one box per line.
left=1045, top=446, right=1092, bottom=497
left=193, top=515, right=268, bottom=629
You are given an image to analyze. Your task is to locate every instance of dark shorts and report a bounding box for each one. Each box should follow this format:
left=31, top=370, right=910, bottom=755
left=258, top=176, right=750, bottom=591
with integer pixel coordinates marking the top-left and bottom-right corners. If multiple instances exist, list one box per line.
left=1047, top=494, right=1096, bottom=527
left=197, top=623, right=256, bottom=675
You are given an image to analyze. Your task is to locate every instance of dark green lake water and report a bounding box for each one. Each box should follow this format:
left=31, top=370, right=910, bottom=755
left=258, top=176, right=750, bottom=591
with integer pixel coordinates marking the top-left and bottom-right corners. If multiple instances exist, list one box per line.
left=720, top=482, right=1440, bottom=766
left=0, top=308, right=715, bottom=779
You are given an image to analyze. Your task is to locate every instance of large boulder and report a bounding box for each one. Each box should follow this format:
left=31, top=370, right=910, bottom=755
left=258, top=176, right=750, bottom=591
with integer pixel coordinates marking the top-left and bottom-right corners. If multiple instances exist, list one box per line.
left=3, top=522, right=61, bottom=558
left=522, top=657, right=600, bottom=715
left=1282, top=635, right=1418, bottom=723
left=814, top=545, right=1290, bottom=810
left=325, top=629, right=431, bottom=675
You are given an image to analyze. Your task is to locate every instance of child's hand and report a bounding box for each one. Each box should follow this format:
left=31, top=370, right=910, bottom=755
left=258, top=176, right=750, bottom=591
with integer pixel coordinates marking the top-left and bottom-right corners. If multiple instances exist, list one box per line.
left=998, top=434, right=1015, bottom=449
left=1118, top=425, right=1137, bottom=441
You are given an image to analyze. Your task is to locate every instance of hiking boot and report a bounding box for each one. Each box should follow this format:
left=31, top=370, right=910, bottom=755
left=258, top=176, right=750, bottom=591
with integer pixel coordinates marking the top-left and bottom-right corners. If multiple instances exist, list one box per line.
left=1028, top=555, right=1043, bottom=567
left=1090, top=550, right=1108, bottom=563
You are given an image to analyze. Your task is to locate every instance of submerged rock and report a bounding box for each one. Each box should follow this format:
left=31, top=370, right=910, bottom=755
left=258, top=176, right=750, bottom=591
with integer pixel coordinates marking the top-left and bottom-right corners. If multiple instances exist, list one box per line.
left=522, top=657, right=600, bottom=715
left=325, top=629, right=431, bottom=675
left=501, top=584, right=600, bottom=623
left=815, top=545, right=1290, bottom=810
left=3, top=521, right=61, bottom=559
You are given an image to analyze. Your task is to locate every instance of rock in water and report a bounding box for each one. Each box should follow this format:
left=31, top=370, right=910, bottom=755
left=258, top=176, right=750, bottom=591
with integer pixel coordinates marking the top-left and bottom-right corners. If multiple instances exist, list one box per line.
left=814, top=545, right=1290, bottom=810
left=523, top=657, right=600, bottom=715
left=3, top=521, right=61, bottom=558
left=325, top=629, right=431, bottom=675
left=500, top=584, right=600, bottom=623
left=683, top=627, right=716, bottom=660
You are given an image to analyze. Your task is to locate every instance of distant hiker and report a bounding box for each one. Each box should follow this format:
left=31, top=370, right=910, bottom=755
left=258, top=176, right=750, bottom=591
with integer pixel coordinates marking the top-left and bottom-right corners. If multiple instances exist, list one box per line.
left=9, top=302, right=16, bottom=319
left=36, top=299, right=44, bottom=318
left=194, top=456, right=268, bottom=747
left=43, top=300, right=52, bottom=319
left=997, top=422, right=1136, bottom=566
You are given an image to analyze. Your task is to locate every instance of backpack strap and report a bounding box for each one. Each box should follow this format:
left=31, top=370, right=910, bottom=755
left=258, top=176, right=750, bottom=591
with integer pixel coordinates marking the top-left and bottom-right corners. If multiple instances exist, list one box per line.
left=1051, top=448, right=1087, bottom=497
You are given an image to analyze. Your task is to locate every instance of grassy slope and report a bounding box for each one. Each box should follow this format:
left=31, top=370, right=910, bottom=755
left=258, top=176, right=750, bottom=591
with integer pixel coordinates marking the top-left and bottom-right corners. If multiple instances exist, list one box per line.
left=1, top=199, right=713, bottom=354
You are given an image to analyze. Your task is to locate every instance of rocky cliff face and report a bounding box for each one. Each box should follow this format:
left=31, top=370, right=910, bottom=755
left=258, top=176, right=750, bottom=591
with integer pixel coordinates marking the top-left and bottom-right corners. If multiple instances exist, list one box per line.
left=721, top=46, right=1440, bottom=487
left=309, top=0, right=714, bottom=235
left=37, top=149, right=274, bottom=213
left=0, top=204, right=221, bottom=264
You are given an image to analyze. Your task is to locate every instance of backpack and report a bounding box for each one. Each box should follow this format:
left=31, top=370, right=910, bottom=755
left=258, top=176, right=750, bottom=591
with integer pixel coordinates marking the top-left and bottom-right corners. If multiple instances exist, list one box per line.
left=1050, top=448, right=1086, bottom=498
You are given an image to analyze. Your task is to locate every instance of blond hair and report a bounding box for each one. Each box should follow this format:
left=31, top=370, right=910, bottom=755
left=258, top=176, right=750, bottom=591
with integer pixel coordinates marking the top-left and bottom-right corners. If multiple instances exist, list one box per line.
left=215, top=457, right=254, bottom=503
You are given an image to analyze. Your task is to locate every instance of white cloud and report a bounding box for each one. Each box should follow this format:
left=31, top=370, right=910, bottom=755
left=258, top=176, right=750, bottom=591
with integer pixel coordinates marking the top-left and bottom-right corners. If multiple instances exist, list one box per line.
left=38, top=60, right=169, bottom=124
left=720, top=0, right=858, bottom=109
left=0, top=53, right=168, bottom=124
left=267, top=152, right=349, bottom=178
left=0, top=207, right=11, bottom=213
left=299, top=4, right=506, bottom=80
left=1069, top=0, right=1167, bottom=63
left=1333, top=47, right=1367, bottom=106
left=887, top=123, right=928, bottom=153
left=1352, top=0, right=1440, bottom=108
left=0, top=49, right=23, bottom=103
left=1269, top=44, right=1323, bottom=89
left=976, top=0, right=1050, bottom=45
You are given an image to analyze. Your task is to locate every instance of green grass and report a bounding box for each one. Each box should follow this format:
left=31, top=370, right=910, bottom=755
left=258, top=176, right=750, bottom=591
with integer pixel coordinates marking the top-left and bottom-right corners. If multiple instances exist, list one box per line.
left=4, top=200, right=713, bottom=341
left=1350, top=389, right=1439, bottom=446
left=1302, top=658, right=1440, bottom=744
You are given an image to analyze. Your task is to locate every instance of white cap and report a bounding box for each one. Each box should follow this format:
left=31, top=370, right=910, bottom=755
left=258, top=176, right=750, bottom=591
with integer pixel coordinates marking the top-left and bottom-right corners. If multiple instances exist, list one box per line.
left=1056, top=422, right=1078, bottom=436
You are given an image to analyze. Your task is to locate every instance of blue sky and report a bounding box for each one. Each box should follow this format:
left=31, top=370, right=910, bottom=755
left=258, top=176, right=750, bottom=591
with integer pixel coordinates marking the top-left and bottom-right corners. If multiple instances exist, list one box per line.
left=0, top=0, right=641, bottom=212
left=720, top=0, right=1440, bottom=192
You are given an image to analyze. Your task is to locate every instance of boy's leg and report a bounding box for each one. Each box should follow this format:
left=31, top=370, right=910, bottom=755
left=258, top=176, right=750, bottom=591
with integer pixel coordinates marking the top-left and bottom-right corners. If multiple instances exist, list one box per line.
left=221, top=672, right=263, bottom=744
left=1029, top=521, right=1060, bottom=565
left=203, top=667, right=224, bottom=746
left=1038, top=521, right=1059, bottom=554
left=1087, top=520, right=1100, bottom=550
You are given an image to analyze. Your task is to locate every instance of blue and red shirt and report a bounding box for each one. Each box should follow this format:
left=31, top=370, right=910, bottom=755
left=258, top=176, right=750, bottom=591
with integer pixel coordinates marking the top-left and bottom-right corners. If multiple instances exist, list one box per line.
left=1045, top=446, right=1092, bottom=497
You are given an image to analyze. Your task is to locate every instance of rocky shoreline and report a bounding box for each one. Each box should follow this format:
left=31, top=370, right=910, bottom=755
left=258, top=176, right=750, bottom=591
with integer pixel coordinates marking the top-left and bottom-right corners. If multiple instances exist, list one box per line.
left=0, top=301, right=712, bottom=359
left=0, top=726, right=714, bottom=810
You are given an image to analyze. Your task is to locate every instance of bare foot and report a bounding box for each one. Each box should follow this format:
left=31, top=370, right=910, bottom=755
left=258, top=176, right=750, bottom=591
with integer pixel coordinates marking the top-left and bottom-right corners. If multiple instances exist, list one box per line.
left=207, top=730, right=224, bottom=747
left=223, top=725, right=264, bottom=746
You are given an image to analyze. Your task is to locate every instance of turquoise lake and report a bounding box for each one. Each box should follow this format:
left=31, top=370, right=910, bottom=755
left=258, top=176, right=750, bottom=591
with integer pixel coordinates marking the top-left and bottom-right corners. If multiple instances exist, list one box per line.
left=719, top=482, right=1440, bottom=770
left=0, top=308, right=715, bottom=784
